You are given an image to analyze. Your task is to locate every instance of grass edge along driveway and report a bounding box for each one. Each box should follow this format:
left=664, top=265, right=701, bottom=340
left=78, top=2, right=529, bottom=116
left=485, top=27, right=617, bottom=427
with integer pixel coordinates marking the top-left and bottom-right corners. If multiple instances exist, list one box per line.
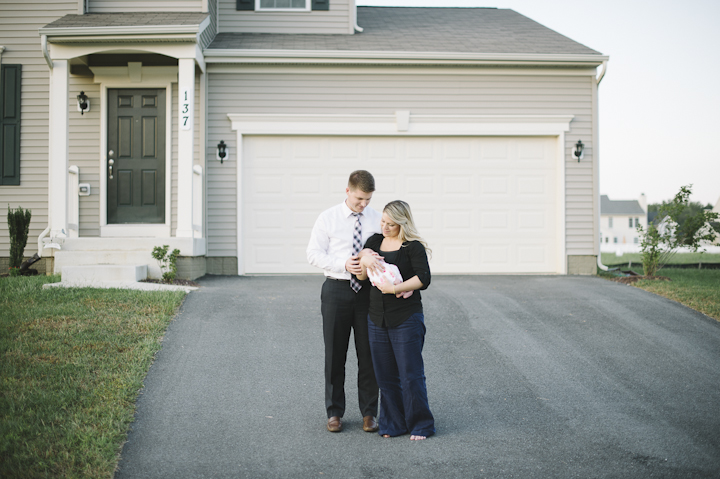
left=600, top=268, right=720, bottom=322
left=0, top=275, right=187, bottom=479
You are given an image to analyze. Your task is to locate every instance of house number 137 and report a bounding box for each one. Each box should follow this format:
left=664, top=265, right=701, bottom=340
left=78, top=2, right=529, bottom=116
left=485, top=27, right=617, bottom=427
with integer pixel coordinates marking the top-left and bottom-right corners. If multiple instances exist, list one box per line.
left=181, top=89, right=192, bottom=131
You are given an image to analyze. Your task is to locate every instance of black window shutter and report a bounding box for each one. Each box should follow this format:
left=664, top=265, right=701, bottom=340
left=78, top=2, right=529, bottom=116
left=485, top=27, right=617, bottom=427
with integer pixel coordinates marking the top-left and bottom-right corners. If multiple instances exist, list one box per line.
left=0, top=64, right=21, bottom=186
left=311, top=0, right=329, bottom=11
left=236, top=0, right=254, bottom=11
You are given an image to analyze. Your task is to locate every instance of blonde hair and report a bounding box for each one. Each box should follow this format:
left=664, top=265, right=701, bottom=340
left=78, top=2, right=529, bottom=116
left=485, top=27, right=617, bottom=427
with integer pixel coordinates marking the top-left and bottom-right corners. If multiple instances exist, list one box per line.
left=383, top=200, right=432, bottom=258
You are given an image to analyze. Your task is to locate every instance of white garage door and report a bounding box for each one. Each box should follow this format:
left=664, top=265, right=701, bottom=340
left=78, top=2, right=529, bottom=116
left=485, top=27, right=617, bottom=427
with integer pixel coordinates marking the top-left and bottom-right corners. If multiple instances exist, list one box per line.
left=242, top=136, right=561, bottom=274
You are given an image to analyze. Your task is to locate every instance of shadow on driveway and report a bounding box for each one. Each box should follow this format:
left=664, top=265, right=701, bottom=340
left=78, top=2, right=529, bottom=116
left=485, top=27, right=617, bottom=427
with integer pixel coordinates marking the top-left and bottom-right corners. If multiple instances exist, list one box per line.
left=115, top=275, right=720, bottom=478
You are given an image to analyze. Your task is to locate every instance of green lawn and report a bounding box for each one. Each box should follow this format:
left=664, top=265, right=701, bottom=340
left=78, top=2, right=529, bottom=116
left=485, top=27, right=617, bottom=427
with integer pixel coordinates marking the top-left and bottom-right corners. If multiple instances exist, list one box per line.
left=602, top=252, right=720, bottom=266
left=600, top=269, right=720, bottom=322
left=0, top=275, right=187, bottom=479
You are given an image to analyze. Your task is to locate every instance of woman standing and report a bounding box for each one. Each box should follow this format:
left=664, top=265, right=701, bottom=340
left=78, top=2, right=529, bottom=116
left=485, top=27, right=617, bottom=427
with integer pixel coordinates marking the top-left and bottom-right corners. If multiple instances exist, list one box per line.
left=357, top=200, right=435, bottom=440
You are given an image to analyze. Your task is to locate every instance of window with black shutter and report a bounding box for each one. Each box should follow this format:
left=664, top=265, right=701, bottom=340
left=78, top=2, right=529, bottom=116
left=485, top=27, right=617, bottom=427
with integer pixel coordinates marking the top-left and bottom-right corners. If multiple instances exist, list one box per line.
left=236, top=0, right=329, bottom=11
left=0, top=64, right=21, bottom=186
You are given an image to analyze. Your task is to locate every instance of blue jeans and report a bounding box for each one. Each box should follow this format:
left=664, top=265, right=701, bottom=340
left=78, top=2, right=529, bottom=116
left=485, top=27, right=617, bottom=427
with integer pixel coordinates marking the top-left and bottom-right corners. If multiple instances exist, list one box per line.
left=368, top=312, right=435, bottom=437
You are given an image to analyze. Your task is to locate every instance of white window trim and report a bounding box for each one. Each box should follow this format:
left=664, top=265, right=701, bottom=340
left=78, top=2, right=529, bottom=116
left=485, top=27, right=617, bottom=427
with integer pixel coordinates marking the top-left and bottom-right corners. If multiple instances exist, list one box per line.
left=228, top=112, right=573, bottom=275
left=255, top=0, right=310, bottom=12
left=92, top=66, right=176, bottom=238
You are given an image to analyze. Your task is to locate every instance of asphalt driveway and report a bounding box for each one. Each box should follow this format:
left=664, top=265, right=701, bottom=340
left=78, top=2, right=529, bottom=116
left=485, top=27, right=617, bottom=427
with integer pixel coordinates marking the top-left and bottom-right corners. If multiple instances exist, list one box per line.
left=115, top=275, right=720, bottom=478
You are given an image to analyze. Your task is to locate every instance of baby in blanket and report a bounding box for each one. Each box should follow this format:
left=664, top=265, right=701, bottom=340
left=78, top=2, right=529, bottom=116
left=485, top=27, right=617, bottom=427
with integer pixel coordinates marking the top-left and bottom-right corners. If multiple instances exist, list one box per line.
left=366, top=260, right=413, bottom=299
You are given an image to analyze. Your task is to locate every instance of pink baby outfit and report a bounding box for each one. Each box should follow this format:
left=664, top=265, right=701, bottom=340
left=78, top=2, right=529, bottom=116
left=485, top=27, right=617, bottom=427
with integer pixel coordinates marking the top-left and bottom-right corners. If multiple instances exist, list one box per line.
left=367, top=261, right=413, bottom=298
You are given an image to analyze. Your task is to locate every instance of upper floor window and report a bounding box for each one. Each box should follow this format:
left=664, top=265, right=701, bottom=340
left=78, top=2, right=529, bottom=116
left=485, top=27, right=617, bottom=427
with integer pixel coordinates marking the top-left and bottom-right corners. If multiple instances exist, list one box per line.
left=237, top=0, right=328, bottom=11
left=634, top=217, right=639, bottom=227
left=608, top=217, right=613, bottom=228
left=258, top=0, right=309, bottom=10
left=628, top=218, right=633, bottom=228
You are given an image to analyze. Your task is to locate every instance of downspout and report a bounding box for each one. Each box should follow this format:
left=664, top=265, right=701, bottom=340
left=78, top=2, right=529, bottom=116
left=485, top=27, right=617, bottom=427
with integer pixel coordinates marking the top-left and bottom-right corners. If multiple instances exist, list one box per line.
left=41, top=35, right=52, bottom=70
left=38, top=35, right=53, bottom=261
left=354, top=4, right=363, bottom=32
left=37, top=226, right=50, bottom=258
left=595, top=59, right=609, bottom=271
left=0, top=46, right=5, bottom=68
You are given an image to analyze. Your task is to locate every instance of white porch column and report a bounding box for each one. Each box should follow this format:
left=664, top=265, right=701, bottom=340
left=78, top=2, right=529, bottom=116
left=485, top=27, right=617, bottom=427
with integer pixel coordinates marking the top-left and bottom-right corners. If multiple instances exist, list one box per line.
left=48, top=59, right=69, bottom=238
left=176, top=58, right=195, bottom=238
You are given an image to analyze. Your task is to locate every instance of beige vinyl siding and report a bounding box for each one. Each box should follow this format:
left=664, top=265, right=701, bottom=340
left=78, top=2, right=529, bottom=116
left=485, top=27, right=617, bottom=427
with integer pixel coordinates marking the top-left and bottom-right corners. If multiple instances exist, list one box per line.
left=68, top=75, right=101, bottom=237
left=0, top=0, right=78, bottom=257
left=171, top=76, right=202, bottom=237
left=218, top=0, right=352, bottom=34
left=205, top=67, right=597, bottom=258
left=88, top=0, right=203, bottom=13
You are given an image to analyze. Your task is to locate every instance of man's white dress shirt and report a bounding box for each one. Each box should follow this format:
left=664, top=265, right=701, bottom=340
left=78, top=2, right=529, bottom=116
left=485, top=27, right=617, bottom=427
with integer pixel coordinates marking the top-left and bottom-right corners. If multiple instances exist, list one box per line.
left=307, top=201, right=382, bottom=280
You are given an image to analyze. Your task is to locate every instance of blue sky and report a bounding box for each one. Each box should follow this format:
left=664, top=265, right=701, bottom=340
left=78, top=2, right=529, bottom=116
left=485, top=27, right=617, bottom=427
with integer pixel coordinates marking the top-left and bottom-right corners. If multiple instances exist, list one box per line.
left=357, top=0, right=720, bottom=207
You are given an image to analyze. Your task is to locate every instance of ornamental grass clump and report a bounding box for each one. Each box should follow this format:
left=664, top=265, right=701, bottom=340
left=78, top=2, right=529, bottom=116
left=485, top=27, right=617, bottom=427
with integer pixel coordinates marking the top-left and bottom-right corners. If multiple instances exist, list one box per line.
left=7, top=205, right=32, bottom=271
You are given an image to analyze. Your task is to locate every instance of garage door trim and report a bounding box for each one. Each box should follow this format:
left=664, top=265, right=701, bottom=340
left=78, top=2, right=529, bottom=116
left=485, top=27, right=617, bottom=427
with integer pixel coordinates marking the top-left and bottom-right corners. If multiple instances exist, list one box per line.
left=229, top=112, right=573, bottom=275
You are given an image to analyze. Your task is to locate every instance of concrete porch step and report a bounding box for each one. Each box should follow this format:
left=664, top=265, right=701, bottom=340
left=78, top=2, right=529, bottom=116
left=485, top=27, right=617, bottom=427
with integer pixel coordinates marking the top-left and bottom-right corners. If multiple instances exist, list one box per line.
left=62, top=265, right=148, bottom=283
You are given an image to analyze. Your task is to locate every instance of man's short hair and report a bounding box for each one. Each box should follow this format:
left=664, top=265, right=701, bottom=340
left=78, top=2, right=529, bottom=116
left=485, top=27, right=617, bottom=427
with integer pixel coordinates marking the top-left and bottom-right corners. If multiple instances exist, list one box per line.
left=348, top=170, right=375, bottom=193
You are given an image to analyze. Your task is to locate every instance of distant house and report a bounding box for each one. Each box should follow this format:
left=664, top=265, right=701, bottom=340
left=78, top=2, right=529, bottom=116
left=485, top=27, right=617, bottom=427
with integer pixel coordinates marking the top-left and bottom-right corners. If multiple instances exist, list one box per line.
left=0, top=1, right=609, bottom=277
left=600, top=194, right=647, bottom=253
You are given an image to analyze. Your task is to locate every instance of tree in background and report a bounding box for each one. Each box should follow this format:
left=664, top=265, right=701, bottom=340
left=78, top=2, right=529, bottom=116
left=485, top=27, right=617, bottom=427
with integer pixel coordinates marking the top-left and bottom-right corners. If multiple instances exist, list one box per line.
left=637, top=186, right=719, bottom=276
left=7, top=206, right=32, bottom=273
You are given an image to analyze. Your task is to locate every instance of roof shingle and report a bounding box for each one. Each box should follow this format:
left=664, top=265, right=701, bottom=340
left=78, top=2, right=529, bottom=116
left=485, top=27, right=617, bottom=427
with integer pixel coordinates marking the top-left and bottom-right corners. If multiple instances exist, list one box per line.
left=208, top=7, right=602, bottom=55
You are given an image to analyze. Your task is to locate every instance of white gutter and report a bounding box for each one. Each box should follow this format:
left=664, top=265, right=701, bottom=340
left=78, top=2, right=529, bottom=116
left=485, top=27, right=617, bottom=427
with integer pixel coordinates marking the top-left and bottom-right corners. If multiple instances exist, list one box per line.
left=204, top=49, right=608, bottom=64
left=39, top=24, right=206, bottom=37
left=41, top=35, right=52, bottom=69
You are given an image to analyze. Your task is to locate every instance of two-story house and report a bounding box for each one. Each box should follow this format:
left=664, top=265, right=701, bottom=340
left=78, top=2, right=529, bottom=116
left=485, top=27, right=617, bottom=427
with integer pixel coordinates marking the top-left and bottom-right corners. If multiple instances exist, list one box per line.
left=600, top=194, right=648, bottom=254
left=0, top=0, right=608, bottom=278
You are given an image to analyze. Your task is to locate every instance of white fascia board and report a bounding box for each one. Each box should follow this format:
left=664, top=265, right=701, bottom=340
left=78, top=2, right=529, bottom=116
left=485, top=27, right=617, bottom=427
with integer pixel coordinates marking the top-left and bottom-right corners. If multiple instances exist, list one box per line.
left=205, top=49, right=608, bottom=66
left=228, top=113, right=574, bottom=136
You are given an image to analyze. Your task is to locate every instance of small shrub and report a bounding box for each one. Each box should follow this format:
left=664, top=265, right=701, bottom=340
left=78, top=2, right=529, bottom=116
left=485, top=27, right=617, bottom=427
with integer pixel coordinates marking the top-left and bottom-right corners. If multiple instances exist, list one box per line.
left=637, top=185, right=719, bottom=276
left=7, top=205, right=32, bottom=270
left=152, top=245, right=181, bottom=283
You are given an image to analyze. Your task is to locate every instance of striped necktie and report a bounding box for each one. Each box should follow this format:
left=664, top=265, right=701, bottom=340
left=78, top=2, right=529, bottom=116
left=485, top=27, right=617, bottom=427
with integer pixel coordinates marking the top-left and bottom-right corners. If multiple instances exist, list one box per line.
left=350, top=212, right=362, bottom=293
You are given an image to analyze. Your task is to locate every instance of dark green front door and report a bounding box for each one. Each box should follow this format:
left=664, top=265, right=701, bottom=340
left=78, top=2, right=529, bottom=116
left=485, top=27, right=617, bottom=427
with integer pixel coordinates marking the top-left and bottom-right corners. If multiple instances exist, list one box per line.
left=107, top=89, right=166, bottom=224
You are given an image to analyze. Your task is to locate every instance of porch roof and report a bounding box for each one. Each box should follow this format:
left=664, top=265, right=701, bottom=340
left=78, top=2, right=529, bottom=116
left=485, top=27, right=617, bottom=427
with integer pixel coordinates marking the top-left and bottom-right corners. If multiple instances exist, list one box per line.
left=41, top=13, right=209, bottom=30
left=208, top=7, right=603, bottom=57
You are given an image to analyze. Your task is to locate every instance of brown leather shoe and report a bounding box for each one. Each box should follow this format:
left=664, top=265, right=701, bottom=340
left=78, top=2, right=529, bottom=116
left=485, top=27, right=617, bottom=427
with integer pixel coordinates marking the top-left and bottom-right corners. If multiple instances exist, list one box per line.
left=363, top=416, right=379, bottom=432
left=327, top=416, right=343, bottom=432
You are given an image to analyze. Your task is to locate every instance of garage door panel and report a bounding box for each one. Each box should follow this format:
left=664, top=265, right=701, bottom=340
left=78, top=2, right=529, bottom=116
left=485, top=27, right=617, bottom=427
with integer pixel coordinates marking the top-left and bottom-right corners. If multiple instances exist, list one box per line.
left=330, top=139, right=360, bottom=158
left=407, top=138, right=435, bottom=159
left=442, top=176, right=472, bottom=195
left=243, top=136, right=559, bottom=274
left=480, top=176, right=510, bottom=195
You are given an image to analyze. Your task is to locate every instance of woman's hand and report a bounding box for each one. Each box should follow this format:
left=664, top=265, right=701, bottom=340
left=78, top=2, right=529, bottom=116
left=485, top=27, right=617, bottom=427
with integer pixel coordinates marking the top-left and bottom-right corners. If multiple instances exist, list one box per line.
left=376, top=280, right=397, bottom=295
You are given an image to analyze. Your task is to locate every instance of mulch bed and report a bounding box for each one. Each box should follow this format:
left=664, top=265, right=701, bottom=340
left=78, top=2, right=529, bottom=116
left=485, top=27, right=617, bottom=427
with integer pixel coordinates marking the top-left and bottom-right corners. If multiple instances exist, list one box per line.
left=141, top=278, right=201, bottom=287
left=611, top=275, right=671, bottom=284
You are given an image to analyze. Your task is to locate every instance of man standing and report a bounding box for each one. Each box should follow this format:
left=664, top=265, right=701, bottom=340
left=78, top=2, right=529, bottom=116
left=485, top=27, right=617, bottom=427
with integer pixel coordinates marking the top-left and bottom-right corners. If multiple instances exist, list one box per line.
left=307, top=170, right=381, bottom=433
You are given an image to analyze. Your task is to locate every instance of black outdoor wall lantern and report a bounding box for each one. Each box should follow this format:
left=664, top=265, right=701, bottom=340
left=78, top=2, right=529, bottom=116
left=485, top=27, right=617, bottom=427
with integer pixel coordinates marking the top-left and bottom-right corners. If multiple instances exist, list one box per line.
left=77, top=91, right=89, bottom=115
left=573, top=139, right=584, bottom=161
left=216, top=140, right=228, bottom=164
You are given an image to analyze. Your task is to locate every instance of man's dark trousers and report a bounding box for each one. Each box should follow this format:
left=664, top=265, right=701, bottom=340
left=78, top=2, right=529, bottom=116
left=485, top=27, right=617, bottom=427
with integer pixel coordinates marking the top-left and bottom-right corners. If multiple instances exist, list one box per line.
left=321, top=277, right=378, bottom=418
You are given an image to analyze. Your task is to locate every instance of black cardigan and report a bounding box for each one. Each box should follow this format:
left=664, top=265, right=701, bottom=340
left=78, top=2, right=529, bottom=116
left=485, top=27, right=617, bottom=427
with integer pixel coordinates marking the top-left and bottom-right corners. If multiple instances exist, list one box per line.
left=364, top=233, right=431, bottom=327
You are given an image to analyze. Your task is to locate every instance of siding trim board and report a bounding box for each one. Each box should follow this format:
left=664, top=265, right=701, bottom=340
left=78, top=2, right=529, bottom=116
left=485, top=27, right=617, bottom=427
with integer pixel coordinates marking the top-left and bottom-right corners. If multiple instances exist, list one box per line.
left=228, top=112, right=571, bottom=275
